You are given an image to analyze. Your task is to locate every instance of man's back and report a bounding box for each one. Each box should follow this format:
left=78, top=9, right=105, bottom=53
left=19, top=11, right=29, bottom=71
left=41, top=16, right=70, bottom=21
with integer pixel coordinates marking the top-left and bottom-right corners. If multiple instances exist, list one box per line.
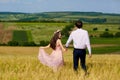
left=65, top=20, right=92, bottom=73
left=66, top=28, right=91, bottom=54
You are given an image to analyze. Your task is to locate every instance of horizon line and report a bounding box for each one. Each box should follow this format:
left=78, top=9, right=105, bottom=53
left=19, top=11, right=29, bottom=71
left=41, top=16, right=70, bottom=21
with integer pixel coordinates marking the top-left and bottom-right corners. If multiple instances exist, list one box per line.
left=0, top=11, right=120, bottom=14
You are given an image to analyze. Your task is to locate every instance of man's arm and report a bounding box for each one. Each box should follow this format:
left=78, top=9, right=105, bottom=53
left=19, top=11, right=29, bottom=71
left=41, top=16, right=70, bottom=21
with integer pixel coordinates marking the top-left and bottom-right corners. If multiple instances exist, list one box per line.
left=65, top=33, right=73, bottom=48
left=85, top=31, right=92, bottom=57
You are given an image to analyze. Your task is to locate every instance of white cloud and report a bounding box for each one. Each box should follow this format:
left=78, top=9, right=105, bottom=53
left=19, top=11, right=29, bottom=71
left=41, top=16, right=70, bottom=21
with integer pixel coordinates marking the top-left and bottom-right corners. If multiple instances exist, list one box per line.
left=36, top=0, right=47, bottom=2
left=0, top=0, right=16, bottom=3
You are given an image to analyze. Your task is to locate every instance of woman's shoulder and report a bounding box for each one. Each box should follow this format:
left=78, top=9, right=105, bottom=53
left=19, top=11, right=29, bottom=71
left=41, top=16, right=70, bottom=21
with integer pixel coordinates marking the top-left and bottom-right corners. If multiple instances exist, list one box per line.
left=56, top=39, right=61, bottom=42
left=56, top=39, right=61, bottom=45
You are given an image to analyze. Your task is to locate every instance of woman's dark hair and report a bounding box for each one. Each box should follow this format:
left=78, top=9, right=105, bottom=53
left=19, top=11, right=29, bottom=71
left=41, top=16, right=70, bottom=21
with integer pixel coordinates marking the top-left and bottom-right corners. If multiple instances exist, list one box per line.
left=50, top=31, right=61, bottom=50
left=75, top=20, right=83, bottom=28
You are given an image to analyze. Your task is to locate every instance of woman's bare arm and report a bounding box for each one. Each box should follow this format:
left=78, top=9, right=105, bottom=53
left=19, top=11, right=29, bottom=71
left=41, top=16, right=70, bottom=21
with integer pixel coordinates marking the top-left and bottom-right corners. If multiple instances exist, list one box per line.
left=57, top=39, right=65, bottom=52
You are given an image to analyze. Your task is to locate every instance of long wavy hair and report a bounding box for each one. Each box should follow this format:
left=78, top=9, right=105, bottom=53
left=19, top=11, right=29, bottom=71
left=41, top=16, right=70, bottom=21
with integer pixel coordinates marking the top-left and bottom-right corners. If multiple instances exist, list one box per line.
left=50, top=30, right=61, bottom=50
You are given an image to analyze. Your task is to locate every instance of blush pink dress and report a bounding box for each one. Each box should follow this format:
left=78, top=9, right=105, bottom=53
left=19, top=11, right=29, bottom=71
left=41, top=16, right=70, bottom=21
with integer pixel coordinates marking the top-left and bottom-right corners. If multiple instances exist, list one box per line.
left=38, top=45, right=64, bottom=68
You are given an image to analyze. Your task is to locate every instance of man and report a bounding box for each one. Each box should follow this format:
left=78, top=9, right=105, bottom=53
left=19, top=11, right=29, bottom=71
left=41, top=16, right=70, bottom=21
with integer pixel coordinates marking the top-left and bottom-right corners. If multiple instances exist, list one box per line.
left=65, top=20, right=92, bottom=74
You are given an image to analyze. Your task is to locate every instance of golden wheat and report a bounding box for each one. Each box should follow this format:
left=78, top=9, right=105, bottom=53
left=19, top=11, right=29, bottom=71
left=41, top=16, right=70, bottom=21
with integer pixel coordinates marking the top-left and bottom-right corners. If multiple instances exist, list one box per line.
left=0, top=47, right=120, bottom=80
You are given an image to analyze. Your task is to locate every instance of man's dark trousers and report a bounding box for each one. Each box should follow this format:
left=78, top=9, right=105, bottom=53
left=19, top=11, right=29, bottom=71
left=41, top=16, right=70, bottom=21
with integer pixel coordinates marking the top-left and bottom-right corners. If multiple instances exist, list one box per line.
left=73, top=48, right=87, bottom=72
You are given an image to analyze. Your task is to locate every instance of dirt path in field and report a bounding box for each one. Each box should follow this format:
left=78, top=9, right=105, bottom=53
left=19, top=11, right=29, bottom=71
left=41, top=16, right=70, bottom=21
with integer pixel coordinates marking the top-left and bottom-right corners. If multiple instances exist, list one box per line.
left=91, top=44, right=119, bottom=48
left=66, top=44, right=119, bottom=48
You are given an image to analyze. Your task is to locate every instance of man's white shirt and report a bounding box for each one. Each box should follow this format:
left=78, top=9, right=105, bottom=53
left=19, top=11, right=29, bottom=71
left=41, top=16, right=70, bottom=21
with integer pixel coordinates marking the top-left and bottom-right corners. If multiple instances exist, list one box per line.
left=66, top=29, right=91, bottom=55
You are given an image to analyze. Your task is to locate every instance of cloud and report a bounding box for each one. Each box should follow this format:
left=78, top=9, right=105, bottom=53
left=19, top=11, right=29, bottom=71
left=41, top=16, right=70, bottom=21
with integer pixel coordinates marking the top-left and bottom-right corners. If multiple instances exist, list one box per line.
left=36, top=0, right=47, bottom=2
left=0, top=0, right=16, bottom=3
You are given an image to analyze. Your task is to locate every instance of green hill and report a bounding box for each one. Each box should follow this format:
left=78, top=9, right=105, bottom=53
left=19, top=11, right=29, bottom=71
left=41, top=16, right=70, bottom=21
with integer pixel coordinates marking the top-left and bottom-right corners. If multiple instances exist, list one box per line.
left=0, top=11, right=120, bottom=23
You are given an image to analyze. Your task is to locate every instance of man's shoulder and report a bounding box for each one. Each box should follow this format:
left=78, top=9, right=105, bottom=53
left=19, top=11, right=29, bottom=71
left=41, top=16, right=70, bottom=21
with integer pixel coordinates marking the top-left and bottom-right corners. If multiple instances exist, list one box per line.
left=71, top=29, right=88, bottom=34
left=81, top=29, right=88, bottom=33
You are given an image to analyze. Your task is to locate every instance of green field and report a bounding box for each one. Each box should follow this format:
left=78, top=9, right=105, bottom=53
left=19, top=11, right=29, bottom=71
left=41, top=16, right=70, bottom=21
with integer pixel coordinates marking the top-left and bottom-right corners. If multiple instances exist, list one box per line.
left=13, top=30, right=28, bottom=42
left=2, top=22, right=120, bottom=43
left=2, top=22, right=69, bottom=43
left=1, top=22, right=120, bottom=54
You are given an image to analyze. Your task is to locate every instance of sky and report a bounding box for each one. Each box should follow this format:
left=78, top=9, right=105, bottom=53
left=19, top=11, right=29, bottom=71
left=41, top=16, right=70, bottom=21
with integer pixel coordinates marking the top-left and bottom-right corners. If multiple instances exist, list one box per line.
left=0, top=0, right=120, bottom=14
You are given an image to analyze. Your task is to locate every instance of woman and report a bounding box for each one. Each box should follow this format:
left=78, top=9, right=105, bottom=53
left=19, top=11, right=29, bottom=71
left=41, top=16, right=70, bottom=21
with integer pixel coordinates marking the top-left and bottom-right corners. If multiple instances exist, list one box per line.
left=38, top=30, right=66, bottom=72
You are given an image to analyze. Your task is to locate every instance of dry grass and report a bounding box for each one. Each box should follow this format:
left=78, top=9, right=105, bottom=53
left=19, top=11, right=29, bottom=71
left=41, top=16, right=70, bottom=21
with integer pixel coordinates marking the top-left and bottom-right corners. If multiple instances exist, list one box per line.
left=0, top=46, right=120, bottom=80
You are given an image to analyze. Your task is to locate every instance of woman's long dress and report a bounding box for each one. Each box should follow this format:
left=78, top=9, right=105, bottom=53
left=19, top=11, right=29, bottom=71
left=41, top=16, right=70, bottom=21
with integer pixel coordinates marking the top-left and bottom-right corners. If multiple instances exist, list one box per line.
left=38, top=45, right=64, bottom=68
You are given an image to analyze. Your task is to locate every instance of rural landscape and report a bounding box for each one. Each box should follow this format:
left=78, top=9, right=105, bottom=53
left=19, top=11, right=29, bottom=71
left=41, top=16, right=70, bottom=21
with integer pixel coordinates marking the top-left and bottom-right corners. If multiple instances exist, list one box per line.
left=0, top=12, right=120, bottom=80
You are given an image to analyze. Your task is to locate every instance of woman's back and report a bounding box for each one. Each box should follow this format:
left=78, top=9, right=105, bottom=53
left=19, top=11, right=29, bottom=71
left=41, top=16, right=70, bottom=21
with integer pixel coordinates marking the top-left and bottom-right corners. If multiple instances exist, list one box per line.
left=38, top=30, right=65, bottom=72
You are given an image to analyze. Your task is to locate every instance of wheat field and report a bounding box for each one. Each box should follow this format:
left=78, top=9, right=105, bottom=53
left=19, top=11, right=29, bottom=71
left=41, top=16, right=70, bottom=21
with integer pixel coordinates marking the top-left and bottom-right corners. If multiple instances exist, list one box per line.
left=0, top=46, right=120, bottom=80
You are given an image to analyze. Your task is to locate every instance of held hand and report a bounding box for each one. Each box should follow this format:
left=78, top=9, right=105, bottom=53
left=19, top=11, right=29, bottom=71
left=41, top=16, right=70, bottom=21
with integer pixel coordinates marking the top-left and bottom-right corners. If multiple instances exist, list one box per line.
left=89, top=54, right=92, bottom=58
left=63, top=48, right=68, bottom=52
left=63, top=48, right=67, bottom=52
left=65, top=48, right=68, bottom=51
left=62, top=47, right=66, bottom=52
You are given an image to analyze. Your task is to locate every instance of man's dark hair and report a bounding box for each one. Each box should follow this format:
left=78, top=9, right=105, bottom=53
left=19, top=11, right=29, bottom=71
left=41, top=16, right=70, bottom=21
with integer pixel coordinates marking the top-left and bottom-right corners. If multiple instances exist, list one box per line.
left=75, top=20, right=83, bottom=28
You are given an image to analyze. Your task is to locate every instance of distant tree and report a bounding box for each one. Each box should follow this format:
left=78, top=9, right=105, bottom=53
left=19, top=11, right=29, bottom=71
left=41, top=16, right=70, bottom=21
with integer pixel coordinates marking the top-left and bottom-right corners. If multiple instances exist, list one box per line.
left=0, top=43, right=7, bottom=46
left=28, top=41, right=36, bottom=46
left=18, top=41, right=36, bottom=46
left=105, top=28, right=109, bottom=31
left=79, top=18, right=107, bottom=23
left=115, top=32, right=120, bottom=37
left=93, top=27, right=98, bottom=31
left=39, top=40, right=49, bottom=46
left=118, top=27, right=120, bottom=30
left=100, top=32, right=113, bottom=38
left=61, top=24, right=74, bottom=37
left=8, top=41, right=18, bottom=46
left=8, top=41, right=36, bottom=46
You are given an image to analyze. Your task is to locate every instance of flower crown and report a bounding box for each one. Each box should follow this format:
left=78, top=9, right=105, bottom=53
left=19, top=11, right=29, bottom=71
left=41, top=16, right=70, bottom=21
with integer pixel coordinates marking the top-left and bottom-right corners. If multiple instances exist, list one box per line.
left=54, top=30, right=61, bottom=34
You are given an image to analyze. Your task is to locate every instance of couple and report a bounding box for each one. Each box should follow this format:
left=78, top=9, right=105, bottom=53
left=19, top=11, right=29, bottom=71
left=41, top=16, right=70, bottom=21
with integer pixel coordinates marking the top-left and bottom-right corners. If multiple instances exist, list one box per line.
left=38, top=20, right=92, bottom=74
